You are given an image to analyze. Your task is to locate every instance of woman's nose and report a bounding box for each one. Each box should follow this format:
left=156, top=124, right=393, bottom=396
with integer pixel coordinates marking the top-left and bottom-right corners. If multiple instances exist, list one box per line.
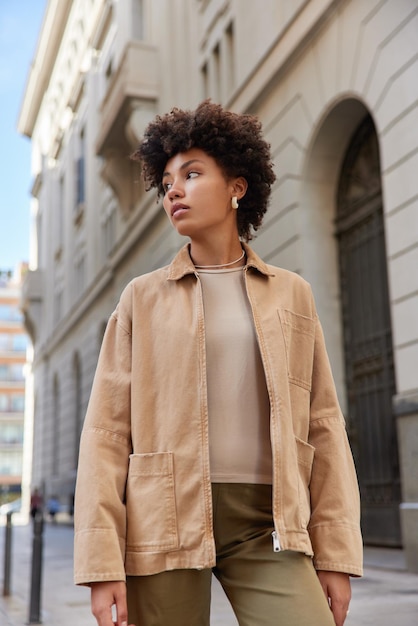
left=167, top=180, right=184, bottom=199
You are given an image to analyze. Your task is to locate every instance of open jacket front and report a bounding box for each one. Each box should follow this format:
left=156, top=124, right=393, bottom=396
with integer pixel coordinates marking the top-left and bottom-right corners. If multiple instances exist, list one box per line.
left=74, top=243, right=363, bottom=585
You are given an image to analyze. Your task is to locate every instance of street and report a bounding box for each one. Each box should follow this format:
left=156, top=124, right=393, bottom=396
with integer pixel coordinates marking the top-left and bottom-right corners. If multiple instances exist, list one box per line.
left=0, top=520, right=417, bottom=625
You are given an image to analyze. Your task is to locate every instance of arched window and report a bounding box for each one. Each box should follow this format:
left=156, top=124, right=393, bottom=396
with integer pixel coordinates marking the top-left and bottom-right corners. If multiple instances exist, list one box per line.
left=52, top=375, right=60, bottom=476
left=73, top=353, right=83, bottom=467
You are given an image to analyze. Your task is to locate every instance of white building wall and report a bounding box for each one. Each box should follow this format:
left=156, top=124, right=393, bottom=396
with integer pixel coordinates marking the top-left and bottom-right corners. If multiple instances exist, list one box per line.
left=234, top=0, right=418, bottom=406
left=18, top=0, right=418, bottom=559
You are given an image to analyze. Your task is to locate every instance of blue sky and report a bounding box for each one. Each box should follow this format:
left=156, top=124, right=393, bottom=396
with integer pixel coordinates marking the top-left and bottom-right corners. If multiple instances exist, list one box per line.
left=0, top=1, right=47, bottom=271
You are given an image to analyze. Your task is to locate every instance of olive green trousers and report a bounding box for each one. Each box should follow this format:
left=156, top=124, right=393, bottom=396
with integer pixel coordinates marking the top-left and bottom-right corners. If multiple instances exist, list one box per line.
left=127, top=483, right=335, bottom=626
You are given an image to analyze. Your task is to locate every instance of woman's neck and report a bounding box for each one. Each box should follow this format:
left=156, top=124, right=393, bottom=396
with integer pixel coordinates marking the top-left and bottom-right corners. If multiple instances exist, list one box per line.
left=189, top=240, right=245, bottom=269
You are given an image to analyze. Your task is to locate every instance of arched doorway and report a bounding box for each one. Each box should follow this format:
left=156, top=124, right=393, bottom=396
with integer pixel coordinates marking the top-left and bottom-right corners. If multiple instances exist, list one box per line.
left=73, top=352, right=83, bottom=468
left=336, top=115, right=400, bottom=546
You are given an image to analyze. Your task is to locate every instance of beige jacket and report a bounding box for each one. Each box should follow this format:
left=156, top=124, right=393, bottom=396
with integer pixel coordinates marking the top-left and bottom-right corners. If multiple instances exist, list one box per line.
left=74, top=243, right=363, bottom=584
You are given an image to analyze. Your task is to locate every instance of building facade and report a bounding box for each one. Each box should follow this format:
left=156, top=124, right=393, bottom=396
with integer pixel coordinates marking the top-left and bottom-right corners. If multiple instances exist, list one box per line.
left=0, top=268, right=29, bottom=510
left=18, top=0, right=418, bottom=568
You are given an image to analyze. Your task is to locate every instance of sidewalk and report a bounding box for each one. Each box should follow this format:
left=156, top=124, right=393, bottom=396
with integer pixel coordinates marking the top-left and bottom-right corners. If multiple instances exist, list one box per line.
left=0, top=518, right=417, bottom=625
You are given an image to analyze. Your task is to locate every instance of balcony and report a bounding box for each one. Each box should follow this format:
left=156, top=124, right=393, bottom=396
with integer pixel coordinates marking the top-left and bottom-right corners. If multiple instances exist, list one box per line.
left=96, top=40, right=159, bottom=216
left=20, top=269, right=43, bottom=342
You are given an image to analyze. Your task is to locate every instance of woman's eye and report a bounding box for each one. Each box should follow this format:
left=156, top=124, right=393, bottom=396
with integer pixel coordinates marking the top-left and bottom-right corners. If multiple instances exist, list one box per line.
left=163, top=182, right=172, bottom=192
left=187, top=171, right=199, bottom=180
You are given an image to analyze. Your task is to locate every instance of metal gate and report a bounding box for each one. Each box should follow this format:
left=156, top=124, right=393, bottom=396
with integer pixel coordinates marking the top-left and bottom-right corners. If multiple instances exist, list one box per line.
left=336, top=115, right=401, bottom=546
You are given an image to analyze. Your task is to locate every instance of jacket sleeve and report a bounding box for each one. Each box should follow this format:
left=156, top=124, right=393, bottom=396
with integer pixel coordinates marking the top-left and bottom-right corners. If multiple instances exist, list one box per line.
left=307, top=303, right=363, bottom=577
left=74, top=288, right=133, bottom=585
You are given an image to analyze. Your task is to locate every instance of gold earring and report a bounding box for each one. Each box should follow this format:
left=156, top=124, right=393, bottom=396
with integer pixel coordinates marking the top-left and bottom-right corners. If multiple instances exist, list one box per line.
left=231, top=196, right=239, bottom=209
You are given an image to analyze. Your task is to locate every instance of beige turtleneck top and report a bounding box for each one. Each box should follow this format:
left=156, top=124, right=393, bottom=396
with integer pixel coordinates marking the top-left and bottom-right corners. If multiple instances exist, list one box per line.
left=198, top=266, right=272, bottom=484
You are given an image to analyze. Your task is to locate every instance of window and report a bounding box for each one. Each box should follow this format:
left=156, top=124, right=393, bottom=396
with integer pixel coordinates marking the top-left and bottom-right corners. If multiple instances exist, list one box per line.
left=101, top=188, right=117, bottom=261
left=200, top=21, right=235, bottom=103
left=105, top=59, right=113, bottom=83
left=0, top=450, right=22, bottom=476
left=12, top=334, right=28, bottom=352
left=212, top=43, right=220, bottom=101
left=76, top=155, right=85, bottom=206
left=12, top=364, right=24, bottom=381
left=132, top=0, right=144, bottom=39
left=225, top=22, right=235, bottom=92
left=52, top=376, right=60, bottom=475
left=53, top=253, right=64, bottom=324
left=201, top=62, right=208, bottom=99
left=73, top=353, right=83, bottom=467
left=0, top=394, right=24, bottom=412
left=54, top=285, right=63, bottom=325
left=11, top=395, right=25, bottom=412
left=0, top=394, right=8, bottom=411
left=0, top=424, right=24, bottom=444
left=0, top=364, right=24, bottom=381
left=75, top=128, right=86, bottom=208
left=0, top=305, right=22, bottom=322
left=0, top=334, right=27, bottom=351
left=57, top=174, right=65, bottom=252
left=36, top=211, right=43, bottom=268
left=74, top=253, right=86, bottom=298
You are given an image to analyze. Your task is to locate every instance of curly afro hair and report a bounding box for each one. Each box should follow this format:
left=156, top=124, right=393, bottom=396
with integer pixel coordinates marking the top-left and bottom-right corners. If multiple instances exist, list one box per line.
left=131, top=100, right=276, bottom=241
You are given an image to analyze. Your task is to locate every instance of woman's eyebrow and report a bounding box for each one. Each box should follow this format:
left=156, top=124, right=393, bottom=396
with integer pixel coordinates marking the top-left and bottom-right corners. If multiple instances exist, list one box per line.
left=162, top=159, right=205, bottom=178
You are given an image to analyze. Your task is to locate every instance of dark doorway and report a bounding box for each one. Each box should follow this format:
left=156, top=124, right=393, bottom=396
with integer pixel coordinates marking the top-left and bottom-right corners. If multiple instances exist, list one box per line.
left=336, top=114, right=401, bottom=546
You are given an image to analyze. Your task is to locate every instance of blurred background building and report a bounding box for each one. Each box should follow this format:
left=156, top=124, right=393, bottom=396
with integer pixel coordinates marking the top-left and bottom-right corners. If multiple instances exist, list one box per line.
left=0, top=266, right=30, bottom=512
left=17, top=0, right=418, bottom=569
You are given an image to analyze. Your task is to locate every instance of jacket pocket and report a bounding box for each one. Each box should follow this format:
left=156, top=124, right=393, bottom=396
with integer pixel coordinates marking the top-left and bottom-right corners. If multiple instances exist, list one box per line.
left=126, top=452, right=179, bottom=552
left=278, top=309, right=315, bottom=391
left=295, top=436, right=315, bottom=529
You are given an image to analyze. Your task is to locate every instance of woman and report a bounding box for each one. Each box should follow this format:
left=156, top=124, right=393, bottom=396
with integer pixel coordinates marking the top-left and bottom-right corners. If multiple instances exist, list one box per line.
left=74, top=100, right=363, bottom=626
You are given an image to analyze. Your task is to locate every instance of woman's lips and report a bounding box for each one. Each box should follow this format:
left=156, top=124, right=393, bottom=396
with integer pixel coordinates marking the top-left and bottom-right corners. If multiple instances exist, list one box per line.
left=171, top=203, right=189, bottom=217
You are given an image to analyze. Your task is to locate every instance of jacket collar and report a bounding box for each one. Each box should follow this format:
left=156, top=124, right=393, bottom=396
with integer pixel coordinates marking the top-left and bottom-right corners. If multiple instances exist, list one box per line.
left=167, top=242, right=275, bottom=281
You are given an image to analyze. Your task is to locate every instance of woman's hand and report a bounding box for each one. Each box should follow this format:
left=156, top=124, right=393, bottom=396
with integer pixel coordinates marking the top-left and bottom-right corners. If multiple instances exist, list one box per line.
left=90, top=580, right=135, bottom=626
left=317, top=570, right=351, bottom=626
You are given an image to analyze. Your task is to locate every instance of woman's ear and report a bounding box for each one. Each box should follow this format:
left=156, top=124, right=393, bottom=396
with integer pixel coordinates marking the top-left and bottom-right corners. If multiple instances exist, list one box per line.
left=233, top=176, right=248, bottom=201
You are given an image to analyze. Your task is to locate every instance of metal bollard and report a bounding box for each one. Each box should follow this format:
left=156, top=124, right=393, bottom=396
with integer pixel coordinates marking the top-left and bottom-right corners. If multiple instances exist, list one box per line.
left=2, top=511, right=13, bottom=596
left=28, top=514, right=44, bottom=624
